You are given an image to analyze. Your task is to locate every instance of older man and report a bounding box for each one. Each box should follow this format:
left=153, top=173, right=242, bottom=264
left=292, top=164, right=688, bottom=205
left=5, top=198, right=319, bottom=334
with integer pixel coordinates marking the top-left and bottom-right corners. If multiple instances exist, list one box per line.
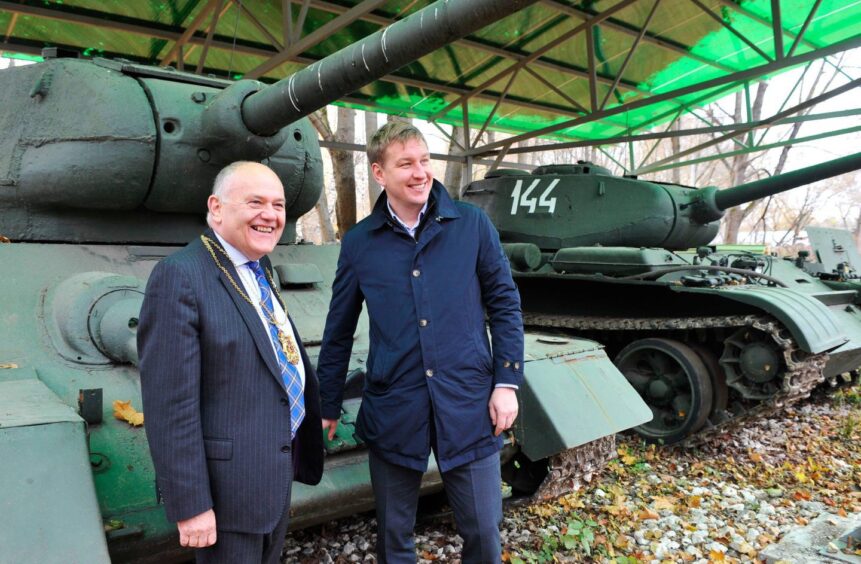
left=317, top=122, right=524, bottom=563
left=138, top=161, right=323, bottom=563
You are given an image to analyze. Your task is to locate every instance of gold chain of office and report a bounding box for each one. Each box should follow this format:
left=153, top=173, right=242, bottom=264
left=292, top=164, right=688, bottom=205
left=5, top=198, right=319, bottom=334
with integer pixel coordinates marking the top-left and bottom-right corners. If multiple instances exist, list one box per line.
left=200, top=235, right=301, bottom=365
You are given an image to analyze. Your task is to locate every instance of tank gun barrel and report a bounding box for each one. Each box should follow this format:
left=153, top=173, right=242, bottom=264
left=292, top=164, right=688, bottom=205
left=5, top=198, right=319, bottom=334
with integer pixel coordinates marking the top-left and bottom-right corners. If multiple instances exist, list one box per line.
left=242, top=0, right=538, bottom=136
left=715, top=151, right=861, bottom=210
left=690, top=151, right=861, bottom=224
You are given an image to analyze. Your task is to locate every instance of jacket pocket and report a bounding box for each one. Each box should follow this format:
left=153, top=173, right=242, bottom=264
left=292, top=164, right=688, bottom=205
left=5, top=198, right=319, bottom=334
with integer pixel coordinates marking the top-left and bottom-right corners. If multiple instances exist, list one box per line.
left=367, top=346, right=393, bottom=388
left=472, top=331, right=493, bottom=374
left=203, top=438, right=233, bottom=460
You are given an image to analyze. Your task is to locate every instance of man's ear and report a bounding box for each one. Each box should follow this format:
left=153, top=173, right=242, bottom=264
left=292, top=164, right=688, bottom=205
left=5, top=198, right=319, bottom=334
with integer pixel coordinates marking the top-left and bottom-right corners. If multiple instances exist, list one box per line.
left=207, top=195, right=222, bottom=225
left=371, top=162, right=386, bottom=187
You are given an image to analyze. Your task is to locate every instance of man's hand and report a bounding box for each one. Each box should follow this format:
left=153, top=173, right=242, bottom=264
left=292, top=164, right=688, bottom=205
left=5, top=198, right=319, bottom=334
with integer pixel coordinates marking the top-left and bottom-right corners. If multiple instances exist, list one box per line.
left=177, top=508, right=216, bottom=548
left=488, top=387, right=518, bottom=436
left=322, top=418, right=339, bottom=441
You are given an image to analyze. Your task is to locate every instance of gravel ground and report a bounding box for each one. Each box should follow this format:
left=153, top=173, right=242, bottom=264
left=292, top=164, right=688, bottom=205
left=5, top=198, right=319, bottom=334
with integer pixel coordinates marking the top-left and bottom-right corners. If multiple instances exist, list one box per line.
left=282, top=386, right=861, bottom=563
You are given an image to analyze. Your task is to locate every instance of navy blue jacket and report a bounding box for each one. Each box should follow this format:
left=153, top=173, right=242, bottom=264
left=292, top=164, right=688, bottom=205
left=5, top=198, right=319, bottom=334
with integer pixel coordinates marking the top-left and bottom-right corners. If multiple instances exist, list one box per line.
left=138, top=230, right=323, bottom=533
left=317, top=181, right=524, bottom=472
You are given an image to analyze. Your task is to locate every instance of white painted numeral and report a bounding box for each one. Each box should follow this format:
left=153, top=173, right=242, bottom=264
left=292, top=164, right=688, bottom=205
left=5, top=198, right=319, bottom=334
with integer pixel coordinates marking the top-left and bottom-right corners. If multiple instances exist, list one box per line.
left=510, top=179, right=558, bottom=215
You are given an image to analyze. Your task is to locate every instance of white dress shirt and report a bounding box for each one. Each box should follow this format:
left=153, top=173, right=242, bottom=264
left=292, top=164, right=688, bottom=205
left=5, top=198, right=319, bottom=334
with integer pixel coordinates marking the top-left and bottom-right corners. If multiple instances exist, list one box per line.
left=214, top=232, right=305, bottom=389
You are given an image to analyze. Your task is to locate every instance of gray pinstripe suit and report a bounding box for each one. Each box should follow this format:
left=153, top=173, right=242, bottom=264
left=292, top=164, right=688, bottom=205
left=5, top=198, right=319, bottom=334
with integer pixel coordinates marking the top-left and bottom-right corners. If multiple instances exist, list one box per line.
left=138, top=229, right=323, bottom=537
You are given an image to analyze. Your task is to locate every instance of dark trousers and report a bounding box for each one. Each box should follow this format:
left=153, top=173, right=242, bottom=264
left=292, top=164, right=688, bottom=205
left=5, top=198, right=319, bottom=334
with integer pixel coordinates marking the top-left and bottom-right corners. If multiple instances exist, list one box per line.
left=195, top=460, right=294, bottom=564
left=369, top=449, right=503, bottom=564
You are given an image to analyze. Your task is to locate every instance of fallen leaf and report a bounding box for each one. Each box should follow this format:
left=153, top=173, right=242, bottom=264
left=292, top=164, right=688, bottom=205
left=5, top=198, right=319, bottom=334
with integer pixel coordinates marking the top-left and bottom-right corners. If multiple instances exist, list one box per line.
left=709, top=549, right=726, bottom=561
left=750, top=452, right=763, bottom=463
left=651, top=495, right=676, bottom=511
left=113, top=400, right=144, bottom=426
left=638, top=508, right=659, bottom=520
left=0, top=363, right=18, bottom=369
left=688, top=495, right=702, bottom=508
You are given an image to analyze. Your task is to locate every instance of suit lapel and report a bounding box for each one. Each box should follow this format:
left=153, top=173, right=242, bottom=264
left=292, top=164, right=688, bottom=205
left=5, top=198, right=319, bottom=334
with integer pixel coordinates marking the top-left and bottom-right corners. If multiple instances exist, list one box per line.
left=201, top=233, right=285, bottom=389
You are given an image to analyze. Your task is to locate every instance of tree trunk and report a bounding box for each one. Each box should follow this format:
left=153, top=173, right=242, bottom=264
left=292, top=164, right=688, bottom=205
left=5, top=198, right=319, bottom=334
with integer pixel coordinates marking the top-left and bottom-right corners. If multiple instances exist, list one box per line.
left=308, top=107, right=357, bottom=237
left=365, top=111, right=382, bottom=209
left=333, top=106, right=357, bottom=235
left=315, top=189, right=337, bottom=243
left=444, top=125, right=465, bottom=199
left=671, top=120, right=681, bottom=185
left=721, top=84, right=768, bottom=244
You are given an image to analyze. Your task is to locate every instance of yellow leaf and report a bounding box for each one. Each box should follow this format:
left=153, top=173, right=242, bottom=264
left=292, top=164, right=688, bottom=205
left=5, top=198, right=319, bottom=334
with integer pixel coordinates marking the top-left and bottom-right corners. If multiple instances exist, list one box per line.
left=638, top=508, right=659, bottom=520
left=688, top=495, right=702, bottom=508
left=652, top=495, right=676, bottom=511
left=794, top=470, right=808, bottom=483
left=750, top=452, right=763, bottom=463
left=709, top=549, right=726, bottom=561
left=113, top=400, right=144, bottom=427
left=0, top=363, right=18, bottom=369
left=621, top=453, right=638, bottom=465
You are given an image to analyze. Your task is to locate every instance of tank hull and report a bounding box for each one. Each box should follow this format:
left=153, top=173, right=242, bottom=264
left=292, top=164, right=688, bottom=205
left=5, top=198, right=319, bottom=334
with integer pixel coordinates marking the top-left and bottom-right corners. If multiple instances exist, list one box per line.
left=0, top=240, right=648, bottom=562
left=510, top=244, right=861, bottom=444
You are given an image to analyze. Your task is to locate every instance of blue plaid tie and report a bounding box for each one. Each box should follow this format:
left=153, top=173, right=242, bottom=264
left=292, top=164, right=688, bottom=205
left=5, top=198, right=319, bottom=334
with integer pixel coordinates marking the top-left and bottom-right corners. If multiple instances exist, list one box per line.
left=247, top=261, right=305, bottom=438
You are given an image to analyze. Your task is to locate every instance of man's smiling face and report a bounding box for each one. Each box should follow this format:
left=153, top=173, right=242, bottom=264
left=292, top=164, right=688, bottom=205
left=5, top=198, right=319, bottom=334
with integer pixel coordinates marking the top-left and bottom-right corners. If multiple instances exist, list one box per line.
left=207, top=163, right=286, bottom=260
left=372, top=137, right=433, bottom=220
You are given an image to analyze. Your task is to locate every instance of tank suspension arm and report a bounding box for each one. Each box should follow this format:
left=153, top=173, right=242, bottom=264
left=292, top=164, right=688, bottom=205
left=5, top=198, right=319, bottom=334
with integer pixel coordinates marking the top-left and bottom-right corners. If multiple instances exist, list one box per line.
left=715, top=151, right=861, bottom=210
left=241, top=0, right=539, bottom=135
left=619, top=265, right=788, bottom=286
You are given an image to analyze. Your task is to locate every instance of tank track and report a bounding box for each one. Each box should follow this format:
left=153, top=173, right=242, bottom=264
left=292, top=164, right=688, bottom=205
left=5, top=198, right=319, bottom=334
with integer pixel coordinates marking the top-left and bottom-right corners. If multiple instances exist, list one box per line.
left=523, top=313, right=828, bottom=447
left=533, top=435, right=617, bottom=501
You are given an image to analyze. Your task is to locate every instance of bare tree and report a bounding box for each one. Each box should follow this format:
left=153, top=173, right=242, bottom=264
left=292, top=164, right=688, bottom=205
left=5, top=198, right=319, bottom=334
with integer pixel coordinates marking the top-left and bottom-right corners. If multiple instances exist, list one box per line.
left=314, top=188, right=337, bottom=242
left=444, top=125, right=465, bottom=199
left=722, top=83, right=769, bottom=243
left=365, top=111, right=381, bottom=209
left=309, top=107, right=357, bottom=237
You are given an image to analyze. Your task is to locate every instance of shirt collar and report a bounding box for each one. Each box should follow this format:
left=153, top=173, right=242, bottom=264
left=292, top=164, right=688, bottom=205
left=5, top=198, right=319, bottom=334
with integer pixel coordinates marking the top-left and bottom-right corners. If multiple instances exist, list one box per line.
left=213, top=231, right=253, bottom=267
left=368, top=180, right=460, bottom=230
left=386, top=199, right=428, bottom=231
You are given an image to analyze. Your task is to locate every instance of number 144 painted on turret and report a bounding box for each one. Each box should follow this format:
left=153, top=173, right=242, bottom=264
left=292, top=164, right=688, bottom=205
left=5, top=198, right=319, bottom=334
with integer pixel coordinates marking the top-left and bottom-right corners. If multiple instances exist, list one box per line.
left=510, top=178, right=558, bottom=214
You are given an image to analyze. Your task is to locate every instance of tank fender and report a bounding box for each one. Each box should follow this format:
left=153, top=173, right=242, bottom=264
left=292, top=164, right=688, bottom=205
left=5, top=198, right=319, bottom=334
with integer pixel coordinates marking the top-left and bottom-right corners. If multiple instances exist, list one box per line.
left=514, top=334, right=652, bottom=461
left=0, top=368, right=110, bottom=563
left=673, top=285, right=847, bottom=353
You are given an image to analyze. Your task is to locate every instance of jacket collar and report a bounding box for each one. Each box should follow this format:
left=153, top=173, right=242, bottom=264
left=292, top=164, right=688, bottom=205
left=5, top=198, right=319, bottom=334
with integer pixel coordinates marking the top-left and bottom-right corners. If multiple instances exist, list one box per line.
left=367, top=179, right=460, bottom=231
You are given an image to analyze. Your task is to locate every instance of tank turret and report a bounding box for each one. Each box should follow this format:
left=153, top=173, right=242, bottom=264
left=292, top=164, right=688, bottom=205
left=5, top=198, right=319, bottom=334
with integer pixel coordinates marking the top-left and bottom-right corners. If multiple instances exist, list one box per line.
left=0, top=1, right=653, bottom=562
left=0, top=0, right=536, bottom=245
left=463, top=152, right=861, bottom=251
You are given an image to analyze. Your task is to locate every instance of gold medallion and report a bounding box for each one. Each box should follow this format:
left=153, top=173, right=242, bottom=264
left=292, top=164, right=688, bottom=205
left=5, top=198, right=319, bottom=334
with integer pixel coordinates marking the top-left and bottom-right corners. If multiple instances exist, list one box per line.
left=278, top=329, right=301, bottom=365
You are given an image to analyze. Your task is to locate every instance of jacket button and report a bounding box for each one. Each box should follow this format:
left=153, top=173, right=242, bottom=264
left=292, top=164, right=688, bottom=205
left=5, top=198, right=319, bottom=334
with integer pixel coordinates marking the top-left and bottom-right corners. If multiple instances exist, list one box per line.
left=419, top=319, right=428, bottom=327
left=281, top=445, right=291, bottom=453
left=280, top=398, right=289, bottom=406
left=425, top=369, right=434, bottom=377
left=514, top=362, right=520, bottom=369
left=412, top=269, right=421, bottom=277
left=503, top=361, right=511, bottom=368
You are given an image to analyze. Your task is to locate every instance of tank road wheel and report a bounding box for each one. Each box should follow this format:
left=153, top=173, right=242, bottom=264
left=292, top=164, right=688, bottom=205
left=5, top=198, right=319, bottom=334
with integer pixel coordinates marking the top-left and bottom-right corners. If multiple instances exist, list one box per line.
left=614, top=338, right=714, bottom=444
left=690, top=343, right=730, bottom=421
left=720, top=327, right=785, bottom=400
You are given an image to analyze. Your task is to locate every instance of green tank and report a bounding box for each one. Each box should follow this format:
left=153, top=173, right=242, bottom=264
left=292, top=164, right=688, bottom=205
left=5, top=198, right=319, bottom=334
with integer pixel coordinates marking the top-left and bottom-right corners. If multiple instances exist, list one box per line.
left=462, top=154, right=861, bottom=445
left=0, top=1, right=650, bottom=562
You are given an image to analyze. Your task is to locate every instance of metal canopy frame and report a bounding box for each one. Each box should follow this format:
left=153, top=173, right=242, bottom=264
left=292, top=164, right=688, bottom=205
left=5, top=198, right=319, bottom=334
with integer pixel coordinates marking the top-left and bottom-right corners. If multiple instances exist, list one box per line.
left=0, top=0, right=859, bottom=178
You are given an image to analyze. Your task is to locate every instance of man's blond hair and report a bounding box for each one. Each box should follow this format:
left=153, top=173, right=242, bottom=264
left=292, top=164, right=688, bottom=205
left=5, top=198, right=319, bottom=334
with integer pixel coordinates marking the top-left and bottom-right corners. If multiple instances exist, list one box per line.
left=367, top=121, right=427, bottom=166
